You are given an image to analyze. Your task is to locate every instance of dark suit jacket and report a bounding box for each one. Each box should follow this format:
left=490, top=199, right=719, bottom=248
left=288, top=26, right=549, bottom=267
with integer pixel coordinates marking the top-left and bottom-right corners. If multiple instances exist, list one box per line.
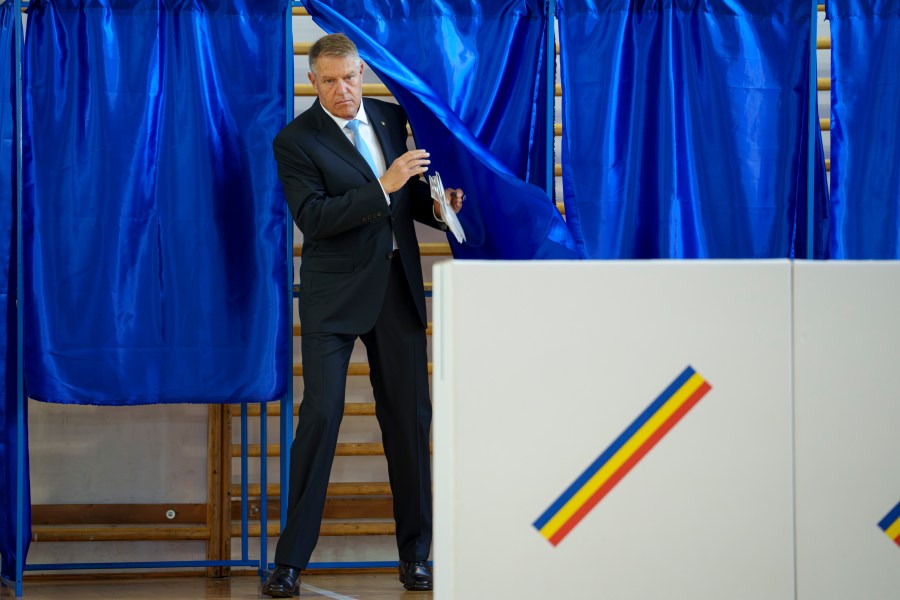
left=273, top=98, right=446, bottom=334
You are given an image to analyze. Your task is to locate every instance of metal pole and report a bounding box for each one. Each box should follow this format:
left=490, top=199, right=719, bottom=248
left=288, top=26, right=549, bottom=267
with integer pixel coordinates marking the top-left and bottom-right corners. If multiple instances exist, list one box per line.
left=259, top=400, right=268, bottom=574
left=806, top=0, right=818, bottom=259
left=281, top=0, right=296, bottom=534
left=25, top=560, right=258, bottom=571
left=546, top=0, right=557, bottom=201
left=13, top=0, right=26, bottom=595
left=241, top=403, right=249, bottom=561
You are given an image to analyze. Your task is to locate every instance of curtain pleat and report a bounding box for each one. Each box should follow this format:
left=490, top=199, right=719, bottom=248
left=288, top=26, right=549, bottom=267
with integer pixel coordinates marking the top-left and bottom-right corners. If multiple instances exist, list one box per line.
left=23, top=0, right=291, bottom=404
left=828, top=0, right=900, bottom=258
left=558, top=0, right=829, bottom=258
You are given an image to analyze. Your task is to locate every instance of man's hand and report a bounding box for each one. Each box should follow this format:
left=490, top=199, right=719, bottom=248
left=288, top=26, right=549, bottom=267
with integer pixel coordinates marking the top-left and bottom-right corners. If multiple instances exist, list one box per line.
left=433, top=188, right=464, bottom=220
left=380, top=150, right=431, bottom=194
left=446, top=188, right=464, bottom=214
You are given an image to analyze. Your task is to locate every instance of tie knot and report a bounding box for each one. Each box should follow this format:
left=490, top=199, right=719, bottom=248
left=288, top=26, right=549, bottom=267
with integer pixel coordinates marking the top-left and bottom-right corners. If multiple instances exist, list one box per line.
left=346, top=119, right=361, bottom=134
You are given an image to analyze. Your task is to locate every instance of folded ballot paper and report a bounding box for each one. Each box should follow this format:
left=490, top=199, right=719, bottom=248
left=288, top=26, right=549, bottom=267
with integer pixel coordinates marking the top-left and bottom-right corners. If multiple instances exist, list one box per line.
left=428, top=171, right=466, bottom=244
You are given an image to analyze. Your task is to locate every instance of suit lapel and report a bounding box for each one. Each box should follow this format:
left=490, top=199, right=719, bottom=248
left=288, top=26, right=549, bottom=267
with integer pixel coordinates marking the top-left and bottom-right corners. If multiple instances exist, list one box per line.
left=310, top=101, right=376, bottom=180
left=365, top=99, right=410, bottom=214
left=364, top=99, right=400, bottom=166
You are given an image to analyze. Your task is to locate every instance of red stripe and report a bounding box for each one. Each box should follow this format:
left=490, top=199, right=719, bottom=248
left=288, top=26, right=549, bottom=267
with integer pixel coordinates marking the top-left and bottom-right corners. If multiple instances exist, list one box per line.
left=893, top=534, right=900, bottom=547
left=549, top=381, right=712, bottom=546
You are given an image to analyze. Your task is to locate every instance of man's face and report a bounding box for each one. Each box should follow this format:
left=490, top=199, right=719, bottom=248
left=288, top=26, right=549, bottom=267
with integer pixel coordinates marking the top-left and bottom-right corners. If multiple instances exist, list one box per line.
left=309, top=54, right=364, bottom=120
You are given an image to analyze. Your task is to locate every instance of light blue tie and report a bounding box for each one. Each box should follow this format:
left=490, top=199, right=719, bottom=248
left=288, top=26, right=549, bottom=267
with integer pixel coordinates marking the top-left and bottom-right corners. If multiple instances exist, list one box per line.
left=345, top=119, right=378, bottom=175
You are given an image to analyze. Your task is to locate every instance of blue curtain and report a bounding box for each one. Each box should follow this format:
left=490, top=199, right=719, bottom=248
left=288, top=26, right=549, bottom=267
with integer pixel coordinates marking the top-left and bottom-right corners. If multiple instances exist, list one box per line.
left=0, top=0, right=30, bottom=580
left=303, top=0, right=581, bottom=259
left=23, top=0, right=290, bottom=404
left=828, top=0, right=900, bottom=258
left=558, top=0, right=829, bottom=259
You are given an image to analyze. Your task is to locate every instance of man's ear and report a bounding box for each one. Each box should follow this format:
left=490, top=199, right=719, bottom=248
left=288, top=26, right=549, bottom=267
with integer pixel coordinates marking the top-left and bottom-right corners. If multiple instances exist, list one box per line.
left=307, top=71, right=316, bottom=86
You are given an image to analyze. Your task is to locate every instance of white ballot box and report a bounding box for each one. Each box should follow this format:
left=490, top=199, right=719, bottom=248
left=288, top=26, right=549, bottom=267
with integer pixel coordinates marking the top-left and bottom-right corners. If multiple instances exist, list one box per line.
left=793, top=262, right=900, bottom=600
left=432, top=261, right=795, bottom=600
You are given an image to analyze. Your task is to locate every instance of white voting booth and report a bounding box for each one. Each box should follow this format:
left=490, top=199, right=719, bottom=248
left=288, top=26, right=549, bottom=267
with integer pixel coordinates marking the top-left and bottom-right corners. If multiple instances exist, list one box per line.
left=793, top=263, right=900, bottom=600
left=432, top=260, right=900, bottom=600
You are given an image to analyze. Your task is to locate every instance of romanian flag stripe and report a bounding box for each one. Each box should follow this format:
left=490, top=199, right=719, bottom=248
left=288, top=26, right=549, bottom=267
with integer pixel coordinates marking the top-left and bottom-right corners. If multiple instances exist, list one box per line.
left=878, top=501, right=900, bottom=531
left=887, top=522, right=900, bottom=545
left=880, top=501, right=900, bottom=545
left=540, top=373, right=706, bottom=538
left=535, top=369, right=705, bottom=539
left=547, top=379, right=712, bottom=546
left=532, top=367, right=695, bottom=532
left=534, top=366, right=712, bottom=545
left=539, top=372, right=706, bottom=540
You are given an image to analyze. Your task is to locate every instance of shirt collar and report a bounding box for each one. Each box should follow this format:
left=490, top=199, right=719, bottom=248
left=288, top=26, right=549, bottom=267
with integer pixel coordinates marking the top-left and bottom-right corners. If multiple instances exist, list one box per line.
left=321, top=101, right=370, bottom=132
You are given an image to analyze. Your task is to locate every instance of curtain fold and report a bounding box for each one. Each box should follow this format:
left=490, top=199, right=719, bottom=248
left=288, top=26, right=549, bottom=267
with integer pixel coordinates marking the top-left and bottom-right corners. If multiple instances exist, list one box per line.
left=828, top=0, right=900, bottom=258
left=558, top=0, right=829, bottom=259
left=23, top=0, right=290, bottom=404
left=0, top=0, right=30, bottom=579
left=303, top=0, right=581, bottom=259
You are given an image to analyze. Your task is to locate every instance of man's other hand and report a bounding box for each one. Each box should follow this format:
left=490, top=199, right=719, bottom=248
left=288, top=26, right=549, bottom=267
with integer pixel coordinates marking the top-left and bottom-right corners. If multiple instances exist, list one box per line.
left=433, top=188, right=464, bottom=221
left=380, top=150, right=431, bottom=194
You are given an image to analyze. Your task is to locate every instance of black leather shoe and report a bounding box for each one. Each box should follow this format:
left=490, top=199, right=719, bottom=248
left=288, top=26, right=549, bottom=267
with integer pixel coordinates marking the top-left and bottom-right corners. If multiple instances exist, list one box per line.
left=261, top=565, right=301, bottom=598
left=398, top=560, right=433, bottom=591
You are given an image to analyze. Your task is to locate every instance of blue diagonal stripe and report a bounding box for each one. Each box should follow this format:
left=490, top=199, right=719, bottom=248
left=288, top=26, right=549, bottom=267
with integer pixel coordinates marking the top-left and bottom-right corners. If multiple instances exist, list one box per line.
left=878, top=501, right=900, bottom=531
left=533, top=366, right=696, bottom=531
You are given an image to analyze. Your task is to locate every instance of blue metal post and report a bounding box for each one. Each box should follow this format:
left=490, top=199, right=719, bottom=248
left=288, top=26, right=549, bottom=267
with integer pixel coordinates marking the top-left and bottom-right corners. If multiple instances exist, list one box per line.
left=13, top=0, right=26, bottom=595
left=241, top=403, right=249, bottom=561
left=259, top=401, right=268, bottom=574
left=281, top=0, right=296, bottom=534
left=546, top=0, right=557, bottom=200
left=806, top=0, right=818, bottom=259
left=25, top=560, right=258, bottom=571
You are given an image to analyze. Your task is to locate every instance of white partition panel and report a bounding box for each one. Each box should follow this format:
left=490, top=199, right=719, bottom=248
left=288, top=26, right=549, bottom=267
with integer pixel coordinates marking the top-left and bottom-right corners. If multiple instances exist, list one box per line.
left=794, top=262, right=900, bottom=600
left=433, top=261, right=794, bottom=600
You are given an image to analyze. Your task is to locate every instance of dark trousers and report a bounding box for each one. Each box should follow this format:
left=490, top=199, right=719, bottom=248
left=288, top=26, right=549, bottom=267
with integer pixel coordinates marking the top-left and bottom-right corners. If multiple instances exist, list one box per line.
left=274, top=254, right=433, bottom=569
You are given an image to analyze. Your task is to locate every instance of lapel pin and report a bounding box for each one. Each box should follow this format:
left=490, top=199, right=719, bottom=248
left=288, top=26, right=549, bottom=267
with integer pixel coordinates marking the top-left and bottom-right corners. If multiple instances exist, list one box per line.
left=381, top=121, right=386, bottom=127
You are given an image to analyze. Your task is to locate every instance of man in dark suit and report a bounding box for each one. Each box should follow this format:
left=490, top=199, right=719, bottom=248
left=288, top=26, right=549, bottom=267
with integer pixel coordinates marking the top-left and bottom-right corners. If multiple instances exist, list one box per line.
left=262, top=33, right=463, bottom=597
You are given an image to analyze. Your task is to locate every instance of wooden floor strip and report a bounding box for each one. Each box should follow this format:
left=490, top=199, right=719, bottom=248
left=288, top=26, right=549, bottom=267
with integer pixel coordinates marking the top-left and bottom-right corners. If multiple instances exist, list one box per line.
left=229, top=482, right=392, bottom=498
left=232, top=442, right=388, bottom=458
left=233, top=521, right=395, bottom=537
left=30, top=525, right=210, bottom=542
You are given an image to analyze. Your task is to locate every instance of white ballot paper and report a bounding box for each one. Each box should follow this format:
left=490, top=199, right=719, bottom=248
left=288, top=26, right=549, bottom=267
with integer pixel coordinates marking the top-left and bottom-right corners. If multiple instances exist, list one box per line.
left=428, top=171, right=466, bottom=244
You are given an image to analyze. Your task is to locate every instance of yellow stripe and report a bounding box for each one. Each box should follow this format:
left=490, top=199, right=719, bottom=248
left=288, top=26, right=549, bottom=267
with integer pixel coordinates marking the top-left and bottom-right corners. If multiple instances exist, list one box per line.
left=886, top=517, right=900, bottom=541
left=540, top=373, right=706, bottom=539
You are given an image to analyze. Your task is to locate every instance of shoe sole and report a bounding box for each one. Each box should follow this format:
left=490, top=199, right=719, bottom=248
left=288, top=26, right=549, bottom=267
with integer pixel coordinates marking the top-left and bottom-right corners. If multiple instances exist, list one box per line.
left=261, top=587, right=299, bottom=598
left=399, top=576, right=432, bottom=591
left=403, top=583, right=433, bottom=591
